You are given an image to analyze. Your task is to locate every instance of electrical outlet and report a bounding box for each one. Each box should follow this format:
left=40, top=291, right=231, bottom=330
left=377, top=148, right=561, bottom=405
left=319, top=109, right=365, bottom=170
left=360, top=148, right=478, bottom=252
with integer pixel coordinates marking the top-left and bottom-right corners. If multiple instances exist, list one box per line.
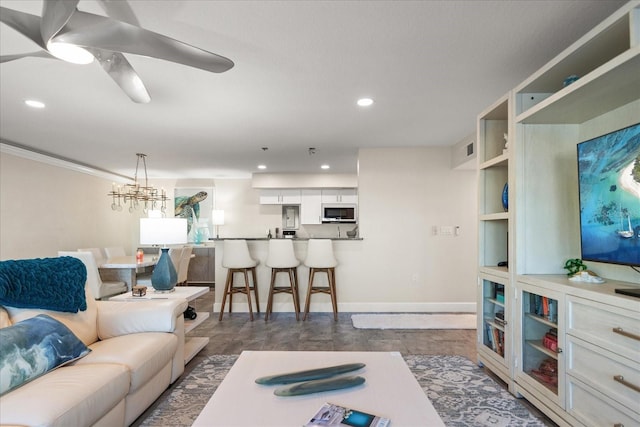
left=411, top=273, right=419, bottom=285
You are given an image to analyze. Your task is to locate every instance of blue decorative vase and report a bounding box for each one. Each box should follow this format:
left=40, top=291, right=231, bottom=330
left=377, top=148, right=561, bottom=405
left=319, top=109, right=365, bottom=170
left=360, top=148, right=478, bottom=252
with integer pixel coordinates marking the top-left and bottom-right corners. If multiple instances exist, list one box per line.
left=151, top=248, right=177, bottom=292
left=502, top=183, right=508, bottom=211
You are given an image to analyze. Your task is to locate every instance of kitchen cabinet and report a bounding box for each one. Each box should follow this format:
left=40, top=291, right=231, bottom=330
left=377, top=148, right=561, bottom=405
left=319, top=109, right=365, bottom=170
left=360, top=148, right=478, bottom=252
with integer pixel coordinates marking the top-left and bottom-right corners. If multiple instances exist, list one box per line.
left=186, top=246, right=215, bottom=285
left=321, top=188, right=357, bottom=204
left=259, top=189, right=301, bottom=205
left=301, top=189, right=322, bottom=224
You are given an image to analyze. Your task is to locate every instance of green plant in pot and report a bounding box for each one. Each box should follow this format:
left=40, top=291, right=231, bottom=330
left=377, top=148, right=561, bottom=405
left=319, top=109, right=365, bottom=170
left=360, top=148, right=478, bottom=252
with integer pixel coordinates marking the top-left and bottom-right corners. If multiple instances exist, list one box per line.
left=563, top=258, right=587, bottom=276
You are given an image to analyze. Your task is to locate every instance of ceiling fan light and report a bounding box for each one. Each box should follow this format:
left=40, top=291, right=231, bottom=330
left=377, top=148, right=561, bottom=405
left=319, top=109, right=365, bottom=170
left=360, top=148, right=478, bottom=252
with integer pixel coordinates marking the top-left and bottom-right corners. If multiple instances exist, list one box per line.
left=25, top=99, right=45, bottom=108
left=47, top=42, right=94, bottom=64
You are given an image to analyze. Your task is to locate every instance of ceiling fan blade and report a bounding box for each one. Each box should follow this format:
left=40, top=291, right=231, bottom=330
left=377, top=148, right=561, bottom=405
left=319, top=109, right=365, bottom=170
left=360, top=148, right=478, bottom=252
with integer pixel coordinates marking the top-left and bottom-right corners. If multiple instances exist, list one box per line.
left=40, top=0, right=80, bottom=44
left=0, top=6, right=46, bottom=49
left=96, top=0, right=140, bottom=27
left=55, top=10, right=234, bottom=73
left=89, top=48, right=151, bottom=103
left=0, top=51, right=56, bottom=63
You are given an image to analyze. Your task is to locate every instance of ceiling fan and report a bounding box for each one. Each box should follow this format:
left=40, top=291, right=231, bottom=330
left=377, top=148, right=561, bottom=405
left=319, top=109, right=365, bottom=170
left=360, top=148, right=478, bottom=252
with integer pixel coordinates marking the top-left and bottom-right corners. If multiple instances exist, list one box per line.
left=0, top=0, right=234, bottom=103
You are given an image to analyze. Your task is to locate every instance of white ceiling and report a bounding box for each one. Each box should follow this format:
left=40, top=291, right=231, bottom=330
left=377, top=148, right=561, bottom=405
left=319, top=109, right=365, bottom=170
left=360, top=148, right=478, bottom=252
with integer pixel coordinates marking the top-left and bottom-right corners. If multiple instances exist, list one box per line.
left=0, top=0, right=627, bottom=179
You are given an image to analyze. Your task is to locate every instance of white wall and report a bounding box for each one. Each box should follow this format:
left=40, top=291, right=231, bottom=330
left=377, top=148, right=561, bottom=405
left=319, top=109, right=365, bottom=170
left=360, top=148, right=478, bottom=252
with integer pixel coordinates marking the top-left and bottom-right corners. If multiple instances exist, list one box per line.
left=357, top=147, right=478, bottom=306
left=0, top=152, right=139, bottom=259
left=1, top=146, right=479, bottom=311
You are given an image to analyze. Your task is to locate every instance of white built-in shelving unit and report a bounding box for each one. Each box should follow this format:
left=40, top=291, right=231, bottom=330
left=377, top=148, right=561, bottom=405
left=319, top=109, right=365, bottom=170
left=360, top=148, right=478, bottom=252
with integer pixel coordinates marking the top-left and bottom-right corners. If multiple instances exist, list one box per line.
left=477, top=2, right=640, bottom=425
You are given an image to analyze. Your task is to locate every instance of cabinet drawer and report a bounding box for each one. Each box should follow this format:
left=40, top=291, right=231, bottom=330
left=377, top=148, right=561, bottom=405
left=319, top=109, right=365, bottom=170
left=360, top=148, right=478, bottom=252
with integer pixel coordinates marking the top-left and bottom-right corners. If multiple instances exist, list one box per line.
left=567, top=296, right=640, bottom=362
left=567, top=376, right=640, bottom=427
left=567, top=336, right=640, bottom=413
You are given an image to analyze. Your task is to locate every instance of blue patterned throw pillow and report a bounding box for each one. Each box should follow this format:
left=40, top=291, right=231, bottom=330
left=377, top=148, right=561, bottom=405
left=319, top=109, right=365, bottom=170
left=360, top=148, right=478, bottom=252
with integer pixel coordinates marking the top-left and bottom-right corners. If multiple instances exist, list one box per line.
left=0, top=314, right=91, bottom=395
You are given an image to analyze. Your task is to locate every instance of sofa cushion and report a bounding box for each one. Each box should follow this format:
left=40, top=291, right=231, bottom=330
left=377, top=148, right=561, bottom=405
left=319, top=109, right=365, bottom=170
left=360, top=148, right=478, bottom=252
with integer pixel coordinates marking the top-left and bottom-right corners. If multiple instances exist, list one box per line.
left=76, top=332, right=178, bottom=392
left=0, top=257, right=87, bottom=313
left=0, top=363, right=129, bottom=427
left=4, top=283, right=99, bottom=346
left=0, top=314, right=91, bottom=395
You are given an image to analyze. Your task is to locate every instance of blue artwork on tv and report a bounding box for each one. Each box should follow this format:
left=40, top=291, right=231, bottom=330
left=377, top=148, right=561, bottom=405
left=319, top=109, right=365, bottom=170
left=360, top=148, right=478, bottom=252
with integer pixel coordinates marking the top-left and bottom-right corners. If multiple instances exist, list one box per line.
left=577, top=123, right=640, bottom=266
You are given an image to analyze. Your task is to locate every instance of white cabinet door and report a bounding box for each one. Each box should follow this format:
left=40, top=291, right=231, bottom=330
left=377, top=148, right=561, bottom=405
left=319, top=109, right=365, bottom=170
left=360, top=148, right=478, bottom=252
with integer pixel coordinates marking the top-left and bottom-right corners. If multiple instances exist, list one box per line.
left=259, top=189, right=282, bottom=205
left=301, top=189, right=322, bottom=224
left=321, top=188, right=357, bottom=204
left=280, top=189, right=301, bottom=204
left=259, top=189, right=301, bottom=205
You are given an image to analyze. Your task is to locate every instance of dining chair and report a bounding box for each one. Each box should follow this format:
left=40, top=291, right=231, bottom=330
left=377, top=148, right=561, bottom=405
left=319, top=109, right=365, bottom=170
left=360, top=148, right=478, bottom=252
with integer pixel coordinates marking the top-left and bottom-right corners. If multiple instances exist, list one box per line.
left=104, top=246, right=126, bottom=258
left=177, top=245, right=193, bottom=286
left=78, top=248, right=106, bottom=266
left=58, top=251, right=127, bottom=299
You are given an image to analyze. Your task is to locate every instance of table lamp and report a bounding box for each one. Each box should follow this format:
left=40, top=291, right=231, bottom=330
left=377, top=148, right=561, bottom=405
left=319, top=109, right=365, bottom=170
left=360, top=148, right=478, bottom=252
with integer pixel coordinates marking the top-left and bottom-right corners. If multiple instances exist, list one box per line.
left=211, top=209, right=225, bottom=239
left=140, top=218, right=188, bottom=292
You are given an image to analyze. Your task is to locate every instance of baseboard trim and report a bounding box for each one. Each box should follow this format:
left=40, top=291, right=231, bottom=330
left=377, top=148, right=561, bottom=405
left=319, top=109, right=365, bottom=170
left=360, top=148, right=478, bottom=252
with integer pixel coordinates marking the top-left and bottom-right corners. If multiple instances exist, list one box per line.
left=213, top=301, right=477, bottom=313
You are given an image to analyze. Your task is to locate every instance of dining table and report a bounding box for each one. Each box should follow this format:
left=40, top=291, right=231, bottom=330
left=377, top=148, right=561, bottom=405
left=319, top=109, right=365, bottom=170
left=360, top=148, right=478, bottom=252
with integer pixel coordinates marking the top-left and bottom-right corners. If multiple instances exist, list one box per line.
left=99, top=255, right=157, bottom=290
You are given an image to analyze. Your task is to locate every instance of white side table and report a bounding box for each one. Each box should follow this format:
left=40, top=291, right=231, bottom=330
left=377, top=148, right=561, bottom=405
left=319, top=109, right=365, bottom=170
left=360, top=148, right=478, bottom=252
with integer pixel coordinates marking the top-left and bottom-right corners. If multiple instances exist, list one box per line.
left=109, top=286, right=210, bottom=364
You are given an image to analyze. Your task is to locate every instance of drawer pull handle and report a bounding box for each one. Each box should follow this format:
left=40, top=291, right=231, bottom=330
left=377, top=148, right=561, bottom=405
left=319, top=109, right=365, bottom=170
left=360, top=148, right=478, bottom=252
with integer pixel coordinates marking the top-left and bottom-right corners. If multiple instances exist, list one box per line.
left=612, top=327, right=640, bottom=342
left=613, top=375, right=640, bottom=393
left=613, top=424, right=624, bottom=427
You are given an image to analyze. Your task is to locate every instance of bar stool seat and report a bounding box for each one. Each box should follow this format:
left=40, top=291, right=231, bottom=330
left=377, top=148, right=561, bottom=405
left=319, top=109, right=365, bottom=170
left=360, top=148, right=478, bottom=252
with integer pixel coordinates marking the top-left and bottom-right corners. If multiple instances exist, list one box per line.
left=219, top=240, right=260, bottom=321
left=265, top=239, right=301, bottom=321
left=303, top=239, right=338, bottom=321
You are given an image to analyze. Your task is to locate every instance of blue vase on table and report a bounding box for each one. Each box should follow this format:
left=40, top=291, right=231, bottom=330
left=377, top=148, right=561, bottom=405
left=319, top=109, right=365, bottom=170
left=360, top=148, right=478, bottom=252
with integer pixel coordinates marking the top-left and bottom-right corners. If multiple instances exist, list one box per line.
left=151, top=248, right=177, bottom=292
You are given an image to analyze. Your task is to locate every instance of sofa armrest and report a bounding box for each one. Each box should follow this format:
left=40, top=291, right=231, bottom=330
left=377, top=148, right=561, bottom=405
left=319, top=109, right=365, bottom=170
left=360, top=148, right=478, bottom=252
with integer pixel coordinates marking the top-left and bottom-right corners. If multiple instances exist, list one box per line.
left=96, top=299, right=188, bottom=339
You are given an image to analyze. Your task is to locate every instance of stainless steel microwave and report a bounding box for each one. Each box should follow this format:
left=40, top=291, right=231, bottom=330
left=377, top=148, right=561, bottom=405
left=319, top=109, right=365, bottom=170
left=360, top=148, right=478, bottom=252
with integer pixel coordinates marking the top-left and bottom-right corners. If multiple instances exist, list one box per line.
left=322, top=204, right=357, bottom=223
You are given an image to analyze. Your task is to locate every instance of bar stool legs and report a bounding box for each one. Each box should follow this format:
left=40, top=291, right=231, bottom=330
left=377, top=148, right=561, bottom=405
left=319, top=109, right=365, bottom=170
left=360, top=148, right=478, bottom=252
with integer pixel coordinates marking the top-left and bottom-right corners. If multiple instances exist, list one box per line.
left=303, top=267, right=337, bottom=321
left=218, top=266, right=260, bottom=321
left=265, top=267, right=301, bottom=321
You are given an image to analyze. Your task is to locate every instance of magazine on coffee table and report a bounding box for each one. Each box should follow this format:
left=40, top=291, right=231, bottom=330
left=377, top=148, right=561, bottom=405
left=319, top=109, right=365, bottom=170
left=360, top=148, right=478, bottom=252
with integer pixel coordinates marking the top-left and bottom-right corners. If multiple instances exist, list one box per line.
left=305, top=402, right=390, bottom=427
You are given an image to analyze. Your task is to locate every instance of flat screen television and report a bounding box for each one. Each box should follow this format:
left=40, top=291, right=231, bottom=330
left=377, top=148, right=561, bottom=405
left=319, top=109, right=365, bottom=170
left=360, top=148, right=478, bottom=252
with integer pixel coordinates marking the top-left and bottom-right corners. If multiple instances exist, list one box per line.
left=577, top=122, right=640, bottom=267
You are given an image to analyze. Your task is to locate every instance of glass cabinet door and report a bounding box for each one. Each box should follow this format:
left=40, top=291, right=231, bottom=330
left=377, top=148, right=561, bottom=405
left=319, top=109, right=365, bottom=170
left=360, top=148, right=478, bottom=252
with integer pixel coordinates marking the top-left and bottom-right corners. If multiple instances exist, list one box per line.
left=518, top=283, right=565, bottom=408
left=481, top=277, right=507, bottom=360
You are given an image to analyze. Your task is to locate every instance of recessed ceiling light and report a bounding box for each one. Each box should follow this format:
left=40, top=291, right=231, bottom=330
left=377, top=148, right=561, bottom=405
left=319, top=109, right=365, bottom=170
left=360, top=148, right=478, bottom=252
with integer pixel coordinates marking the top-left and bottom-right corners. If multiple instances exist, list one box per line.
left=321, top=164, right=330, bottom=170
left=357, top=98, right=374, bottom=107
left=257, top=165, right=267, bottom=170
left=25, top=99, right=45, bottom=109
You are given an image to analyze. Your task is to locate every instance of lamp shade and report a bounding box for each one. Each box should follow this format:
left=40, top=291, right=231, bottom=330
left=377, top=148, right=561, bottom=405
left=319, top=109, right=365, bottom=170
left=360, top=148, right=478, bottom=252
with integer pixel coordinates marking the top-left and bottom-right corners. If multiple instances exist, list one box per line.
left=211, top=210, right=225, bottom=225
left=140, top=218, right=188, bottom=245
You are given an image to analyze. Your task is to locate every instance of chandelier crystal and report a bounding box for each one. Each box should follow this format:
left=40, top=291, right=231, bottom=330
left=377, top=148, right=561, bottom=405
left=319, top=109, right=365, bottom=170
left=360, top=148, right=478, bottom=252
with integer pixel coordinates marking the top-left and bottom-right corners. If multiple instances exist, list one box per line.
left=108, top=153, right=167, bottom=214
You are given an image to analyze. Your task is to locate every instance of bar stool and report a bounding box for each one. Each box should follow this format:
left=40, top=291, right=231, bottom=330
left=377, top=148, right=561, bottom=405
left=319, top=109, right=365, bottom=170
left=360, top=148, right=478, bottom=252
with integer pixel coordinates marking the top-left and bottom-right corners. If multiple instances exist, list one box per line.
left=265, top=239, right=301, bottom=321
left=303, top=239, right=338, bottom=321
left=219, top=240, right=260, bottom=321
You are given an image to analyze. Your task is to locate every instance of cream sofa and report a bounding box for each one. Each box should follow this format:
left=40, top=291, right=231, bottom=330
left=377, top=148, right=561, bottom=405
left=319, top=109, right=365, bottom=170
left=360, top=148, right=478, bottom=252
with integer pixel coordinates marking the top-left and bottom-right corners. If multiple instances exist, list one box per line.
left=0, top=274, right=188, bottom=427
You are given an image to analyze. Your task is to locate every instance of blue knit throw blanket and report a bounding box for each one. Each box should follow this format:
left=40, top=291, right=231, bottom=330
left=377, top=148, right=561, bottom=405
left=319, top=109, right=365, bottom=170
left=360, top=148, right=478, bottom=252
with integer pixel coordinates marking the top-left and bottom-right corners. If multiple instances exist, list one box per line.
left=0, top=257, right=87, bottom=313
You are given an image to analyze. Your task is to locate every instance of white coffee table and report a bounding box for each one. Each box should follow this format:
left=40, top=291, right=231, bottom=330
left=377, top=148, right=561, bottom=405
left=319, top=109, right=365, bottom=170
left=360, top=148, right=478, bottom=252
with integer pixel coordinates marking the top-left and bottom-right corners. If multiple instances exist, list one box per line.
left=193, top=351, right=444, bottom=426
left=109, top=286, right=210, bottom=364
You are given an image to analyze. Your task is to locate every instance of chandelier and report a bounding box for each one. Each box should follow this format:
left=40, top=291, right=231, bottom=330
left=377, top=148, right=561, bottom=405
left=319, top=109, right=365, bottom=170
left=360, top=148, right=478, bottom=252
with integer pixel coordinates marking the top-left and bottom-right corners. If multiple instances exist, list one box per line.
left=108, top=153, right=167, bottom=213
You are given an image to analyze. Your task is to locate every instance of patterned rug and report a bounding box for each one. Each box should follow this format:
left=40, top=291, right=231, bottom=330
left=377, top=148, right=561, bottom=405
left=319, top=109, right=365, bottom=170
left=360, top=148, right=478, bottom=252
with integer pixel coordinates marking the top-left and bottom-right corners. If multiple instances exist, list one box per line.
left=139, top=355, right=547, bottom=427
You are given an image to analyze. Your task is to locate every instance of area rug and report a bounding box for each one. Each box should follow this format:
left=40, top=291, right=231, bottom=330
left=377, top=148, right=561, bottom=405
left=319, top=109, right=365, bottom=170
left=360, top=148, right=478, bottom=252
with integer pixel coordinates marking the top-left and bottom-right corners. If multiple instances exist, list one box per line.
left=351, top=313, right=477, bottom=329
left=139, top=355, right=546, bottom=427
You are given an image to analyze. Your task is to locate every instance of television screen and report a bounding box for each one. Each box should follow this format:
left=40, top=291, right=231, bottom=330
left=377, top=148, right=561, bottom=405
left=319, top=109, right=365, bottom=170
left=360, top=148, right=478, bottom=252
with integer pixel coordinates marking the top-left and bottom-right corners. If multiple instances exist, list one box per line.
left=577, top=123, right=640, bottom=267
